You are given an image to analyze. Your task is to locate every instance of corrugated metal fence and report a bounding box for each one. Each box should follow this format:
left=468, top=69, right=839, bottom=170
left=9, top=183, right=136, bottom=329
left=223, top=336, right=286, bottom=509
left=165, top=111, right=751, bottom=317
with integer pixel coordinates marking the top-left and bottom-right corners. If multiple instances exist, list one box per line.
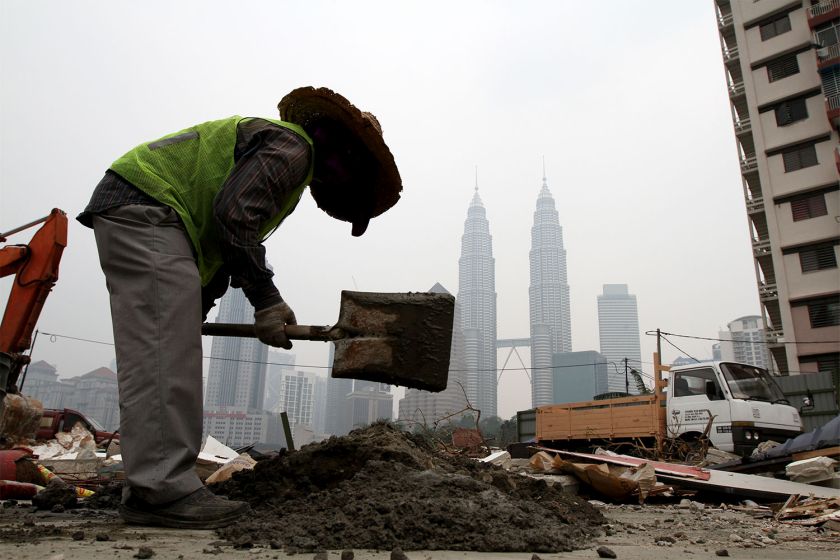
left=775, top=371, right=840, bottom=432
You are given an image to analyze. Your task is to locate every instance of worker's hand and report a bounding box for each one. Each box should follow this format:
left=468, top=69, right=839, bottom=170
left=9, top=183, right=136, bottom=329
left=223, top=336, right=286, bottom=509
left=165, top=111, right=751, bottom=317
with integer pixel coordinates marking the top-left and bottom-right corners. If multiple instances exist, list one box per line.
left=254, top=302, right=297, bottom=349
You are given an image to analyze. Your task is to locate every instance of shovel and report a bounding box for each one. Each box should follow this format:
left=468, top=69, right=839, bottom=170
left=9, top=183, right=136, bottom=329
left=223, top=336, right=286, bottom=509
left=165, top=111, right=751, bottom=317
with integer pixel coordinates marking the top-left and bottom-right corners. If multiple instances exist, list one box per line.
left=201, top=290, right=455, bottom=392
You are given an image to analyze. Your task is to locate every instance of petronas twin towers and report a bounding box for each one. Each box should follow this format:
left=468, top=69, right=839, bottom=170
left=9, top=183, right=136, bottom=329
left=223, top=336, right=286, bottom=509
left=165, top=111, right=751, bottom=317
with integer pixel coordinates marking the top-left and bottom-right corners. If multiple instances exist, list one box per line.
left=455, top=173, right=571, bottom=417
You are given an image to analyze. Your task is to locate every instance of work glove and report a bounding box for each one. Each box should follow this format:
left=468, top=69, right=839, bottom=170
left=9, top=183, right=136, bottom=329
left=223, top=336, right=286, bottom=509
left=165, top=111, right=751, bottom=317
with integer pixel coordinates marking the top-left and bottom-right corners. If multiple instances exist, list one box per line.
left=254, top=302, right=297, bottom=349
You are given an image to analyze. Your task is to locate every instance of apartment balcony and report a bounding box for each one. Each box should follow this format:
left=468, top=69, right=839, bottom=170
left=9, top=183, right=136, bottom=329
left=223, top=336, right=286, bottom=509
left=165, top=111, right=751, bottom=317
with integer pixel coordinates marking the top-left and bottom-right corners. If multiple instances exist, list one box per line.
left=728, top=80, right=745, bottom=98
left=807, top=0, right=840, bottom=29
left=835, top=145, right=840, bottom=175
left=816, top=42, right=840, bottom=69
left=718, top=10, right=733, bottom=30
left=765, top=326, right=785, bottom=345
left=758, top=281, right=779, bottom=303
left=740, top=155, right=758, bottom=173
left=745, top=194, right=764, bottom=214
left=752, top=237, right=771, bottom=256
left=722, top=44, right=739, bottom=64
left=827, top=94, right=840, bottom=130
left=734, top=117, right=752, bottom=135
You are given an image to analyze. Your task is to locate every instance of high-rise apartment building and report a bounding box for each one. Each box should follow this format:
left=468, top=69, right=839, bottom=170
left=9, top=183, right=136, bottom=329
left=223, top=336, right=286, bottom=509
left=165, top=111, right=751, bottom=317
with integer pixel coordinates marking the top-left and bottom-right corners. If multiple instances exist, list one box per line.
left=597, top=284, right=642, bottom=393
left=714, top=0, right=840, bottom=376
left=456, top=186, right=498, bottom=418
left=205, top=287, right=268, bottom=411
left=274, top=370, right=317, bottom=429
left=324, top=343, right=353, bottom=436
left=529, top=173, right=572, bottom=407
left=719, top=315, right=772, bottom=369
left=264, top=351, right=296, bottom=412
left=398, top=283, right=468, bottom=425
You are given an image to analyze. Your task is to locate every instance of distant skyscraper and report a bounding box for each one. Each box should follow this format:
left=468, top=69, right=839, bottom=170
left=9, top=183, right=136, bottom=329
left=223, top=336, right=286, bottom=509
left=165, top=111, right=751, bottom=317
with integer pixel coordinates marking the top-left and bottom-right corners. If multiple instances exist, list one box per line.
left=274, top=370, right=317, bottom=428
left=552, top=351, right=608, bottom=403
left=456, top=184, right=498, bottom=418
left=347, top=380, right=393, bottom=428
left=264, top=351, right=296, bottom=412
left=398, top=283, right=468, bottom=425
left=529, top=172, right=572, bottom=407
left=597, top=284, right=642, bottom=393
left=719, top=315, right=771, bottom=370
left=205, top=288, right=268, bottom=411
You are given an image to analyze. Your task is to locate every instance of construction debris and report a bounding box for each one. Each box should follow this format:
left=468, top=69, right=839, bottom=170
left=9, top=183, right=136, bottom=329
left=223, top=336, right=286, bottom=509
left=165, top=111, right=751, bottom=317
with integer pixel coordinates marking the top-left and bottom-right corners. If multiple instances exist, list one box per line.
left=213, top=422, right=604, bottom=552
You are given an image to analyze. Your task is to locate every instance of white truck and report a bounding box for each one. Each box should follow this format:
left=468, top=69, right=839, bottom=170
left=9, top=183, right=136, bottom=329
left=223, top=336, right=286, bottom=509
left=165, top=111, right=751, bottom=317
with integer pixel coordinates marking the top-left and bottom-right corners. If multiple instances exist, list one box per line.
left=518, top=359, right=803, bottom=457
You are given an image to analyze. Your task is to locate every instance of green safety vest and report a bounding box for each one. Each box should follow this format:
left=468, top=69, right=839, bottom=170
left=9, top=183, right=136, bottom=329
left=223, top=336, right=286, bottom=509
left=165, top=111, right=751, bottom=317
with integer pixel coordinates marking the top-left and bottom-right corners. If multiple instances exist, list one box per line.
left=110, top=116, right=314, bottom=285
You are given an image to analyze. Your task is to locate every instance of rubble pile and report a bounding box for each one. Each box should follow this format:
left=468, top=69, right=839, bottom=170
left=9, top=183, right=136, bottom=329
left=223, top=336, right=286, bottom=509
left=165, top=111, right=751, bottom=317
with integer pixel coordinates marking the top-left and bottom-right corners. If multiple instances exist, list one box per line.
left=215, top=423, right=604, bottom=552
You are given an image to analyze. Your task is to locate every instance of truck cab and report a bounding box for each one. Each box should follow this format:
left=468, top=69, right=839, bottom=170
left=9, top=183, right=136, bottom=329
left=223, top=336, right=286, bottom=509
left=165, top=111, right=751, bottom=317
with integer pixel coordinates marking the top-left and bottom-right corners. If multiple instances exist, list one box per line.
left=667, top=361, right=802, bottom=455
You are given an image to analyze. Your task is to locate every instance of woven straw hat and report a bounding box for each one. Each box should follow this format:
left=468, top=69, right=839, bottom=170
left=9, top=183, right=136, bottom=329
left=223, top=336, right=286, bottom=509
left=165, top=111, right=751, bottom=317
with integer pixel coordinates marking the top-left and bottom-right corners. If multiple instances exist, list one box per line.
left=278, top=87, right=402, bottom=235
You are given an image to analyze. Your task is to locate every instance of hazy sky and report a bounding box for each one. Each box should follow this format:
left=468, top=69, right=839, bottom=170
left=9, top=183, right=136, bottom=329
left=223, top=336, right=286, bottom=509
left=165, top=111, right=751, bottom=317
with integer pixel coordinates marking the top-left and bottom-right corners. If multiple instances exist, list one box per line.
left=0, top=1, right=760, bottom=420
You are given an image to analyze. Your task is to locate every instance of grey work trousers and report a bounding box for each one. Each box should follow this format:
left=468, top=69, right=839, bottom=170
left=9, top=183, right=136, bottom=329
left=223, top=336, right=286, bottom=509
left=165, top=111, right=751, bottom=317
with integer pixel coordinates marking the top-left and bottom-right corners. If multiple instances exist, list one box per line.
left=92, top=205, right=204, bottom=504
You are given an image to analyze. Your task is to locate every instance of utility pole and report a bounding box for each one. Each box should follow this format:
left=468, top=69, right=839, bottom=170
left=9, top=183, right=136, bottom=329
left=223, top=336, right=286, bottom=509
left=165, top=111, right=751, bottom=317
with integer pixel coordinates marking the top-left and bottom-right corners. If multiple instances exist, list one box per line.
left=624, top=357, right=629, bottom=394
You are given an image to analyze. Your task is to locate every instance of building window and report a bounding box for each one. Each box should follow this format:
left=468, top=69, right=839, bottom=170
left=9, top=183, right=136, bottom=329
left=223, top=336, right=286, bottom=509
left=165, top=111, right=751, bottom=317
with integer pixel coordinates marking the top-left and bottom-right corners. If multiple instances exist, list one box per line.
left=760, top=14, right=792, bottom=41
left=767, top=53, right=800, bottom=82
left=799, top=243, right=838, bottom=272
left=775, top=97, right=809, bottom=126
left=791, top=192, right=828, bottom=221
left=782, top=143, right=819, bottom=172
left=814, top=22, right=839, bottom=48
left=807, top=297, right=840, bottom=328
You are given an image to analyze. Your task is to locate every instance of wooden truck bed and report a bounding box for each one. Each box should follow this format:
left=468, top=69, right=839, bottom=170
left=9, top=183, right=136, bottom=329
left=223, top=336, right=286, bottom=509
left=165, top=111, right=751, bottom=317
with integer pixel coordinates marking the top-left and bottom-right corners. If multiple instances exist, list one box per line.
left=536, top=394, right=666, bottom=442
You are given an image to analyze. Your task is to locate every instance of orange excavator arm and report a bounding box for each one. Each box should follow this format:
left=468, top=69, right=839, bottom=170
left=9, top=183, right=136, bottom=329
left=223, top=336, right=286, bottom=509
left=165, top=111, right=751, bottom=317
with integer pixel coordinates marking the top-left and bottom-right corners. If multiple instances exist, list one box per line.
left=0, top=209, right=67, bottom=390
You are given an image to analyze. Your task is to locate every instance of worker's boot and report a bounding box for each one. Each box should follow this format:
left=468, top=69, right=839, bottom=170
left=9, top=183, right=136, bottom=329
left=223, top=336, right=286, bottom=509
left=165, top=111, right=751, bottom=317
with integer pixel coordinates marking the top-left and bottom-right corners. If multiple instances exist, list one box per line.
left=119, top=487, right=251, bottom=529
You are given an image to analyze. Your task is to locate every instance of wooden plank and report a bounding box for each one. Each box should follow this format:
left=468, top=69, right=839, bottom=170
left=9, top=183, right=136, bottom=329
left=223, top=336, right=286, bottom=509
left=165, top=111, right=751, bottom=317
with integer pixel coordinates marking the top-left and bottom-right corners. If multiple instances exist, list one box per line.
left=792, top=446, right=840, bottom=462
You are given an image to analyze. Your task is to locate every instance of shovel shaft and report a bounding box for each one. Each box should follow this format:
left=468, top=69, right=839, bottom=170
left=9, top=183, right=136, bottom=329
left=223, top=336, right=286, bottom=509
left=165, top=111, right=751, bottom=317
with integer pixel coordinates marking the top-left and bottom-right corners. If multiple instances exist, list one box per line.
left=201, top=323, right=338, bottom=341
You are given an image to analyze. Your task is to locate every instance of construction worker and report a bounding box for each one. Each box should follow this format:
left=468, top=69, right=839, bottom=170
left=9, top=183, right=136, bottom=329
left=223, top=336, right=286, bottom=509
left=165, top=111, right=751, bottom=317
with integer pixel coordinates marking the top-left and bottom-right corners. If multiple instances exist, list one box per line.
left=76, top=87, right=402, bottom=528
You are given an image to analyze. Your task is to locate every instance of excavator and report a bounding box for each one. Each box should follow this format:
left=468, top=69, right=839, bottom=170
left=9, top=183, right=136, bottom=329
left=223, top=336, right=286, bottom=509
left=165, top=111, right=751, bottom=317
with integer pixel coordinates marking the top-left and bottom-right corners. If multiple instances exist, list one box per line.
left=0, top=208, right=68, bottom=441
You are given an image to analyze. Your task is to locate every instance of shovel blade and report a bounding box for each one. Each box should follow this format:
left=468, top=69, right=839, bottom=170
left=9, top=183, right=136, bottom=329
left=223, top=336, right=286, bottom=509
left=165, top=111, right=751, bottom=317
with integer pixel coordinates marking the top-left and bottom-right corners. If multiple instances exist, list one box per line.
left=331, top=291, right=455, bottom=392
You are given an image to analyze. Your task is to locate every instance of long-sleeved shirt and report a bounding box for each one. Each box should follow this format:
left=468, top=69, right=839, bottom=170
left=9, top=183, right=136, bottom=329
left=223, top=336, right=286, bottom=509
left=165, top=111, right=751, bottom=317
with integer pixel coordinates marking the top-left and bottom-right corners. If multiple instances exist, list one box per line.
left=78, top=118, right=312, bottom=312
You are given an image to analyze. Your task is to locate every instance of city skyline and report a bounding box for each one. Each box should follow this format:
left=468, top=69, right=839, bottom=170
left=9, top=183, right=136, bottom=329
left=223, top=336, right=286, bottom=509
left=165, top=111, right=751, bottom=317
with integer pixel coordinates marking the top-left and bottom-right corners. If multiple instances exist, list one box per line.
left=3, top=2, right=785, bottom=422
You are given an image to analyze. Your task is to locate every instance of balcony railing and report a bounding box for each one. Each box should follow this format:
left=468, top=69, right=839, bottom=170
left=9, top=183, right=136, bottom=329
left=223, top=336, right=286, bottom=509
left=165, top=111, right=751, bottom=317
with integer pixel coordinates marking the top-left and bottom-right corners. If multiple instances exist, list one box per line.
left=808, top=0, right=840, bottom=19
left=828, top=94, right=840, bottom=111
left=764, top=326, right=785, bottom=344
left=752, top=237, right=771, bottom=255
left=723, top=45, right=739, bottom=63
left=740, top=155, right=758, bottom=172
left=816, top=42, right=840, bottom=63
left=718, top=11, right=733, bottom=29
left=729, top=80, right=745, bottom=97
left=734, top=117, right=752, bottom=134
left=758, top=282, right=778, bottom=301
left=745, top=195, right=764, bottom=213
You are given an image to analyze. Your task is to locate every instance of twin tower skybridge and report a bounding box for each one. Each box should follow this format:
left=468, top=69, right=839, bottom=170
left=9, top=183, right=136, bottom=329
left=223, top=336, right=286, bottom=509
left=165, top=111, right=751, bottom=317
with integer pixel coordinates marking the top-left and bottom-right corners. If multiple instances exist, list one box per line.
left=495, top=338, right=531, bottom=383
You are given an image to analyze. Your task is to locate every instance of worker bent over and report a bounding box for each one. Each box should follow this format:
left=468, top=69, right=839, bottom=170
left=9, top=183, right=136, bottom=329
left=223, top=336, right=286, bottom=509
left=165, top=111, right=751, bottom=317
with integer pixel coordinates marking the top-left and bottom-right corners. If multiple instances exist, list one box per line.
left=77, top=87, right=401, bottom=528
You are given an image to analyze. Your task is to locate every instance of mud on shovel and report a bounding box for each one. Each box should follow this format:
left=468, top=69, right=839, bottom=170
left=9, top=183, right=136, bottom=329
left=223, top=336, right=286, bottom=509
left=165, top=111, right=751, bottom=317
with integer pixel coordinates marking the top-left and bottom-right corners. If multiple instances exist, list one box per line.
left=201, top=291, right=455, bottom=392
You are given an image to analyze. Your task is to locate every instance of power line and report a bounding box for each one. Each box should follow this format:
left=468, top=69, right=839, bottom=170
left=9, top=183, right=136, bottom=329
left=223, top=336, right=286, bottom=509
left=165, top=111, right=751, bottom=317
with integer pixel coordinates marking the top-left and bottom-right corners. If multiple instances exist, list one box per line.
left=659, top=335, right=701, bottom=364
left=646, top=330, right=840, bottom=346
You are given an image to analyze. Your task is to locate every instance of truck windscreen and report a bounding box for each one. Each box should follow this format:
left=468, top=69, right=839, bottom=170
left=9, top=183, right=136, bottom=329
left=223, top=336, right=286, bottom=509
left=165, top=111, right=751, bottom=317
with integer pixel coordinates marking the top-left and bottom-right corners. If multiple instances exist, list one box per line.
left=720, top=362, right=787, bottom=402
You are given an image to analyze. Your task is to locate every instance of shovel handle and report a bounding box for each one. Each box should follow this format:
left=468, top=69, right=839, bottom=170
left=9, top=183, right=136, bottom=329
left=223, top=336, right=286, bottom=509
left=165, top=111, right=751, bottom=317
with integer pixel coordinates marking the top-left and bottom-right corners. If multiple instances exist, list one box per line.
left=201, top=323, right=337, bottom=341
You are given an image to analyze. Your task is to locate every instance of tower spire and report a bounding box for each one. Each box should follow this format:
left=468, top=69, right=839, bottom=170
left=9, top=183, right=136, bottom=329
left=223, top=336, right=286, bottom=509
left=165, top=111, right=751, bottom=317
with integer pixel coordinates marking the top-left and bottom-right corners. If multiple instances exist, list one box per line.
left=475, top=165, right=479, bottom=192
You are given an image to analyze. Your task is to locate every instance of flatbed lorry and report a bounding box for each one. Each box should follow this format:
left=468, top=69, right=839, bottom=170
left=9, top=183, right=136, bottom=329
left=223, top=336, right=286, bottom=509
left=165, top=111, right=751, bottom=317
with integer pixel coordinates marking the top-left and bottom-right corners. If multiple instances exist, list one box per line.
left=517, top=355, right=803, bottom=457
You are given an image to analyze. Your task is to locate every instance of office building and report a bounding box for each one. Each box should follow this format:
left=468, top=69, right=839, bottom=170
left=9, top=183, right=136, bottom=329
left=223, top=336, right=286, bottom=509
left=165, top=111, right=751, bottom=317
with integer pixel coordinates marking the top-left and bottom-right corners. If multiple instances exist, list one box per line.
left=529, top=172, right=573, bottom=406
left=202, top=408, right=285, bottom=449
left=597, top=284, right=642, bottom=393
left=719, top=315, right=773, bottom=369
left=347, top=380, right=393, bottom=428
left=457, top=185, right=498, bottom=417
left=398, top=283, right=469, bottom=425
left=273, top=370, right=317, bottom=429
left=24, top=365, right=120, bottom=431
left=714, top=0, right=840, bottom=376
left=324, top=343, right=353, bottom=436
left=264, top=351, right=296, bottom=412
left=551, top=351, right=608, bottom=404
left=205, top=287, right=268, bottom=411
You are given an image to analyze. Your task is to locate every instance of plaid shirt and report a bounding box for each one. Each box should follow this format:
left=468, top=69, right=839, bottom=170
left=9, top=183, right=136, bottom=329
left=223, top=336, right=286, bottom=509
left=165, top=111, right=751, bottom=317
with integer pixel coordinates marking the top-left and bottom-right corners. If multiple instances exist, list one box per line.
left=78, top=118, right=312, bottom=311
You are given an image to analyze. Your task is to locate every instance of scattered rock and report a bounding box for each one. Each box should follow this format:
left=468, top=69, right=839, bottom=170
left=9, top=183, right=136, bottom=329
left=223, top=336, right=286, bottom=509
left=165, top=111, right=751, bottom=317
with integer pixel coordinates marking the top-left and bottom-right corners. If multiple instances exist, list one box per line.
left=71, top=531, right=84, bottom=541
left=341, top=551, right=354, bottom=560
left=531, top=555, right=542, bottom=560
left=715, top=550, right=729, bottom=557
left=95, top=533, right=110, bottom=542
left=596, top=545, right=617, bottom=559
left=135, top=546, right=155, bottom=559
left=729, top=534, right=742, bottom=542
left=391, top=547, right=409, bottom=560
left=32, top=480, right=77, bottom=511
left=314, top=552, right=328, bottom=560
left=270, top=541, right=282, bottom=550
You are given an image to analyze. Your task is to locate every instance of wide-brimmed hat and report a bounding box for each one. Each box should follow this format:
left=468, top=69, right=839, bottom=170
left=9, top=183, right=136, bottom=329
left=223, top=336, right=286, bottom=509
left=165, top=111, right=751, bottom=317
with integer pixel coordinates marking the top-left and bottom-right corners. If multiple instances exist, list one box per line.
left=278, top=87, right=402, bottom=235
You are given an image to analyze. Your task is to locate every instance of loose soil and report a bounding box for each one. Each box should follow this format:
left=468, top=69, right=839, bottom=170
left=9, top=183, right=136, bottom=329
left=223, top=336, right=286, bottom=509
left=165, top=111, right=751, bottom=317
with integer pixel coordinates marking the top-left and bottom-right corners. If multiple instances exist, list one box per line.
left=214, top=422, right=604, bottom=552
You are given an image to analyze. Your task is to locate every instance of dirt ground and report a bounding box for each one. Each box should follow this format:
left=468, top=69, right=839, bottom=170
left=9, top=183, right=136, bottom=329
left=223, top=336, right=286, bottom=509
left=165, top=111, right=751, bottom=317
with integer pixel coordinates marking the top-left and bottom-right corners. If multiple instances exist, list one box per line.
left=0, top=423, right=837, bottom=559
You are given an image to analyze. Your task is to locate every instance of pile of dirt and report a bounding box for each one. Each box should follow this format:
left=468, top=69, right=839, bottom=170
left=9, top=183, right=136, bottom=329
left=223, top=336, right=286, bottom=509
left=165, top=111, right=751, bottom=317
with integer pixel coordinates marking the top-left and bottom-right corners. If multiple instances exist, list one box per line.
left=215, top=423, right=604, bottom=552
